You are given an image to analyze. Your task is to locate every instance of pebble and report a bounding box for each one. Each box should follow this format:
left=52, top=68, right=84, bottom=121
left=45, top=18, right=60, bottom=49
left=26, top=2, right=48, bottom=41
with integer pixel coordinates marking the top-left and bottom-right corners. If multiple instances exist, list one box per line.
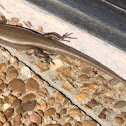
left=3, top=122, right=11, bottom=126
left=11, top=114, right=21, bottom=126
left=82, top=120, right=97, bottom=126
left=75, top=121, right=82, bottom=126
left=16, top=100, right=36, bottom=113
left=68, top=109, right=81, bottom=116
left=121, top=112, right=126, bottom=119
left=44, top=108, right=56, bottom=117
left=76, top=92, right=89, bottom=102
left=25, top=78, right=39, bottom=91
left=87, top=99, right=98, bottom=108
left=0, top=63, right=7, bottom=72
left=0, top=112, right=6, bottom=123
left=63, top=122, right=71, bottom=126
left=6, top=66, right=18, bottom=81
left=60, top=108, right=67, bottom=116
left=78, top=74, right=89, bottom=82
left=62, top=81, right=76, bottom=92
left=55, top=92, right=63, bottom=102
left=45, top=124, right=61, bottom=126
left=22, top=93, right=36, bottom=102
left=12, top=98, right=22, bottom=108
left=48, top=97, right=55, bottom=106
left=80, top=83, right=97, bottom=91
left=98, top=109, right=107, bottom=119
left=40, top=87, right=48, bottom=95
left=114, top=117, right=124, bottom=125
left=0, top=83, right=7, bottom=90
left=30, top=112, right=41, bottom=123
left=4, top=108, right=14, bottom=119
left=9, top=79, right=25, bottom=93
left=114, top=101, right=126, bottom=108
left=40, top=101, right=47, bottom=110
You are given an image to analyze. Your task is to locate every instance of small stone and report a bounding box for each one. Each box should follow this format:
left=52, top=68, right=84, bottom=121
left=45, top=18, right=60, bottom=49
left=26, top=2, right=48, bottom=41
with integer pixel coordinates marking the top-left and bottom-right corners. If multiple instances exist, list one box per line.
left=76, top=92, right=89, bottom=102
left=3, top=122, right=11, bottom=126
left=0, top=72, right=6, bottom=81
left=0, top=63, right=7, bottom=72
left=98, top=109, right=107, bottom=119
left=30, top=112, right=41, bottom=123
left=9, top=79, right=25, bottom=93
left=82, top=67, right=93, bottom=75
left=82, top=120, right=97, bottom=126
left=95, top=75, right=106, bottom=84
left=118, top=86, right=126, bottom=93
left=11, top=17, right=19, bottom=22
left=87, top=99, right=98, bottom=108
left=75, top=121, right=82, bottom=126
left=0, top=15, right=7, bottom=24
left=78, top=74, right=89, bottom=82
left=4, top=108, right=14, bottom=119
left=108, top=78, right=119, bottom=85
left=114, top=101, right=126, bottom=108
left=23, top=21, right=32, bottom=28
left=44, top=108, right=56, bottom=117
left=40, top=101, right=47, bottom=110
left=114, top=117, right=124, bottom=125
left=40, top=87, right=48, bottom=95
left=0, top=83, right=7, bottom=90
left=62, top=81, right=76, bottom=92
left=0, top=98, right=3, bottom=108
left=36, top=110, right=44, bottom=118
left=103, top=97, right=114, bottom=104
left=3, top=95, right=16, bottom=103
left=22, top=93, right=36, bottom=102
left=121, top=112, right=126, bottom=119
left=68, top=109, right=81, bottom=116
left=63, top=122, right=71, bottom=126
left=80, top=83, right=97, bottom=91
left=37, top=26, right=43, bottom=33
left=6, top=66, right=18, bottom=81
left=0, top=112, right=6, bottom=123
left=55, top=92, right=63, bottom=102
left=45, top=124, right=61, bottom=126
left=60, top=108, right=67, bottom=116
left=48, top=97, right=55, bottom=106
left=63, top=98, right=69, bottom=106
left=12, top=99, right=22, bottom=108
left=105, top=90, right=115, bottom=97
left=92, top=93, right=101, bottom=98
left=49, top=59, right=63, bottom=71
left=16, top=100, right=36, bottom=113
left=11, top=114, right=21, bottom=126
left=35, top=61, right=48, bottom=71
left=26, top=78, right=39, bottom=91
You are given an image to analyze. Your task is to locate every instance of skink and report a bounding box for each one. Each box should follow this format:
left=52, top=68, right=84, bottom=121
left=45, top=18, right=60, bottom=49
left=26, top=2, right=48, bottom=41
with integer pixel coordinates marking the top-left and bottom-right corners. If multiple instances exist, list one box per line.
left=0, top=24, right=126, bottom=84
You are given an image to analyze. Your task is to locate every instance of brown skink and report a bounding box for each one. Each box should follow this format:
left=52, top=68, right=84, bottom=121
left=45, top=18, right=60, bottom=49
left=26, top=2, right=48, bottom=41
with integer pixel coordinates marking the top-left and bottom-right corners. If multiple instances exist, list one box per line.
left=0, top=24, right=125, bottom=84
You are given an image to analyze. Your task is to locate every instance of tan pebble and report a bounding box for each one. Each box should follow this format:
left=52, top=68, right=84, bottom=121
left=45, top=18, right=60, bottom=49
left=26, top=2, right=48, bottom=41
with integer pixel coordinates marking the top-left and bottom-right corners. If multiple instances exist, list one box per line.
left=12, top=98, right=22, bottom=108
left=32, top=75, right=40, bottom=81
left=22, top=93, right=36, bottom=102
left=78, top=74, right=89, bottom=82
left=98, top=108, right=107, bottom=119
left=82, top=67, right=93, bottom=75
left=105, top=90, right=115, bottom=97
left=68, top=109, right=81, bottom=116
left=37, top=110, right=44, bottom=118
left=9, top=57, right=17, bottom=64
left=0, top=83, right=7, bottom=90
left=26, top=49, right=34, bottom=55
left=11, top=114, right=21, bottom=126
left=0, top=112, right=6, bottom=123
left=114, top=117, right=124, bottom=125
left=40, top=101, right=47, bottom=110
left=49, top=59, right=63, bottom=71
left=121, top=112, right=126, bottom=119
left=60, top=108, right=67, bottom=116
left=71, top=66, right=78, bottom=72
left=0, top=98, right=3, bottom=108
left=103, top=97, right=114, bottom=104
left=65, top=56, right=75, bottom=64
left=23, top=21, right=32, bottom=28
left=75, top=121, right=82, bottom=126
left=3, top=121, right=11, bottom=126
left=80, top=62, right=90, bottom=70
left=62, top=81, right=76, bottom=92
left=82, top=120, right=97, bottom=126
left=44, top=108, right=56, bottom=117
left=0, top=72, right=6, bottom=81
left=11, top=17, right=19, bottom=22
left=55, top=113, right=61, bottom=119
left=4, top=108, right=14, bottom=119
left=0, top=79, right=3, bottom=84
left=13, top=61, right=19, bottom=68
left=76, top=92, right=89, bottom=102
left=40, top=87, right=48, bottom=95
left=48, top=97, right=55, bottom=106
left=9, top=79, right=25, bottom=93
left=35, top=61, right=48, bottom=71
left=63, top=122, right=71, bottom=126
left=87, top=99, right=98, bottom=108
left=92, top=93, right=101, bottom=98
left=30, top=112, right=41, bottom=123
left=16, top=100, right=36, bottom=113
left=63, top=98, right=69, bottom=106
left=100, top=84, right=108, bottom=91
left=80, top=83, right=97, bottom=91
left=0, top=63, right=7, bottom=72
left=55, top=103, right=62, bottom=109
left=35, top=103, right=41, bottom=110
left=0, top=122, right=2, bottom=126
left=118, top=86, right=126, bottom=93
left=3, top=95, right=16, bottom=103
left=26, top=78, right=39, bottom=91
left=108, top=78, right=119, bottom=85
left=16, top=23, right=22, bottom=27
left=37, top=26, right=43, bottom=33
left=55, top=92, right=63, bottom=102
left=114, top=101, right=126, bottom=108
